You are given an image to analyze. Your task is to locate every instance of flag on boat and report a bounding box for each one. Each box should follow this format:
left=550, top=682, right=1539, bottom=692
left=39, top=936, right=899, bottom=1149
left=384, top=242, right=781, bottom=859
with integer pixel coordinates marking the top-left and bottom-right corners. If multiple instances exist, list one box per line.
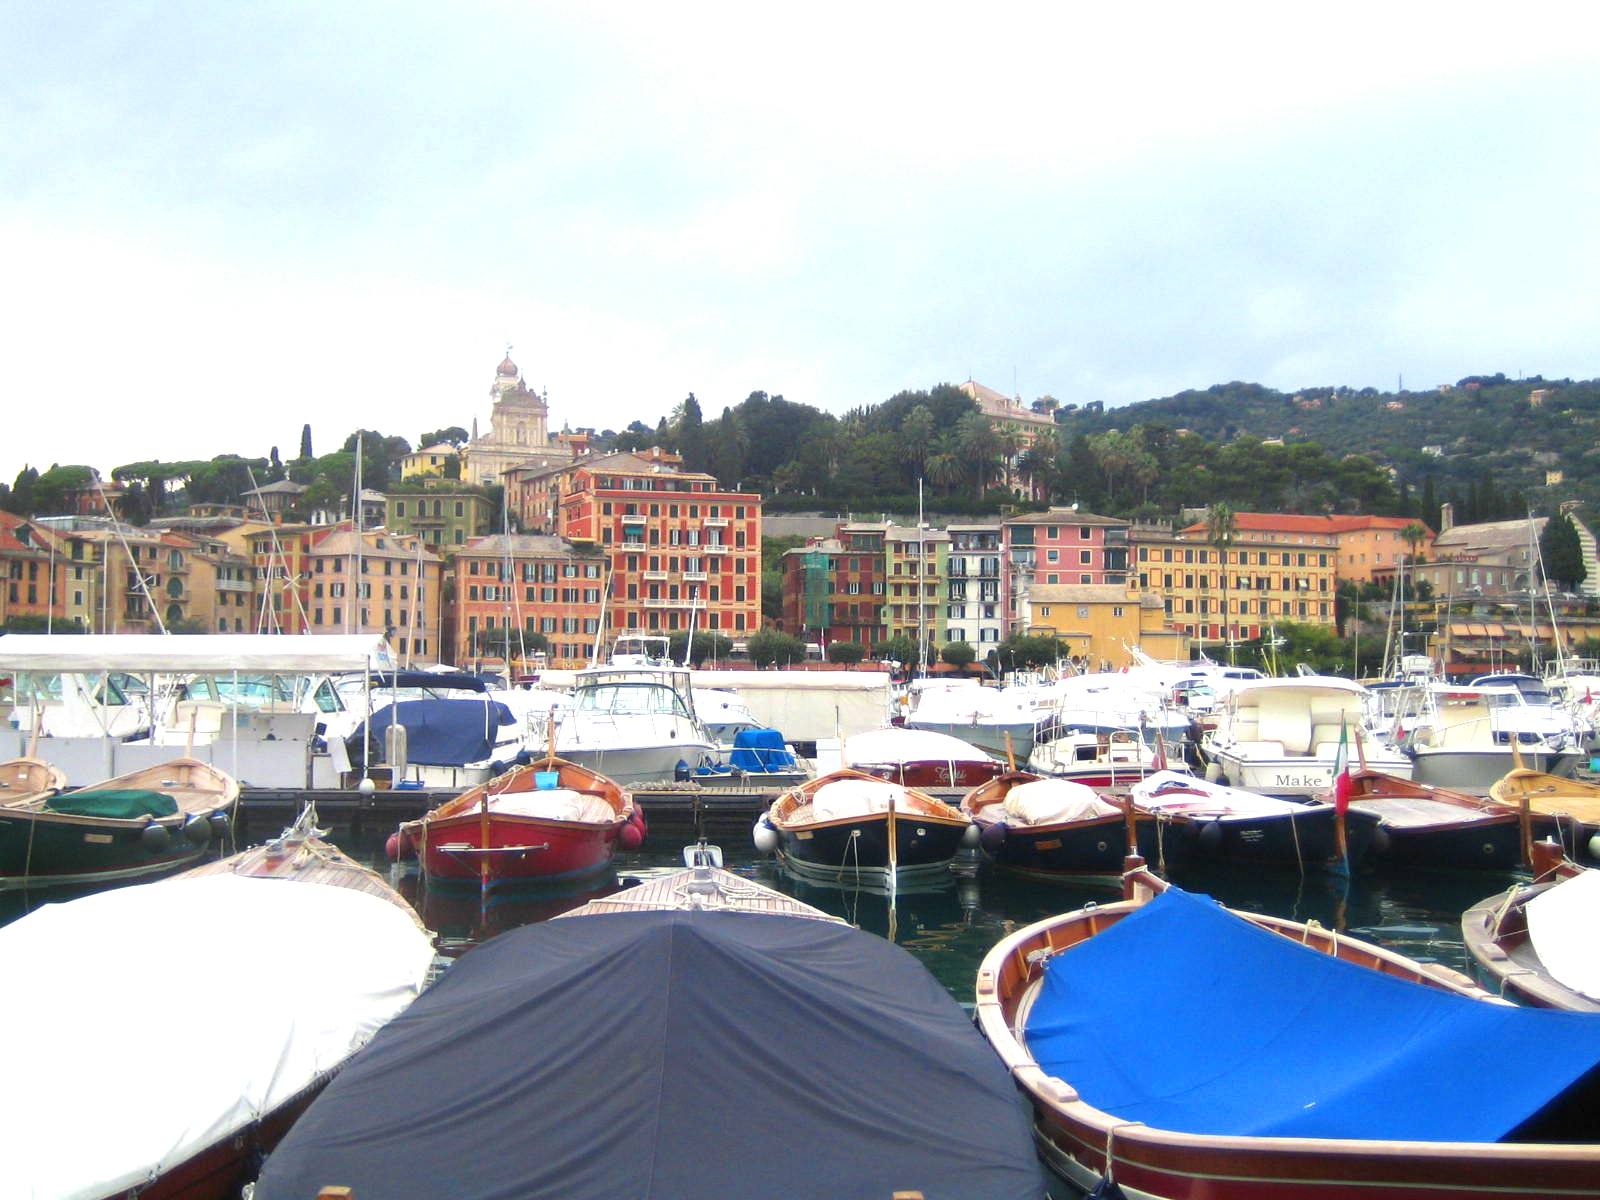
left=1332, top=717, right=1353, bottom=815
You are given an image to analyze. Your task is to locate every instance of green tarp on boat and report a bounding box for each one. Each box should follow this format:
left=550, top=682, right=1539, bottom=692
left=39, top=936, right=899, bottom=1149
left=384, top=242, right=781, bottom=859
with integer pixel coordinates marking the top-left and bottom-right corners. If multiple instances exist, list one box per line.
left=44, top=790, right=179, bottom=820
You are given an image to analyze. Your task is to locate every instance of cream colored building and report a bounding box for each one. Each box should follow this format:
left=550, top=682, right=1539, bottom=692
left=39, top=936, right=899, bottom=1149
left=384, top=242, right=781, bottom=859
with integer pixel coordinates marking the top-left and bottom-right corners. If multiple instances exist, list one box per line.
left=401, top=443, right=464, bottom=480
left=464, top=351, right=575, bottom=486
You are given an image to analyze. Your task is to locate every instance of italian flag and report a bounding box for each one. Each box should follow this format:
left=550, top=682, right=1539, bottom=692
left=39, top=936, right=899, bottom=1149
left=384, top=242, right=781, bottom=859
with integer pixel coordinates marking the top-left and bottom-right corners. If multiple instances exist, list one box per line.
left=1332, top=717, right=1354, bottom=815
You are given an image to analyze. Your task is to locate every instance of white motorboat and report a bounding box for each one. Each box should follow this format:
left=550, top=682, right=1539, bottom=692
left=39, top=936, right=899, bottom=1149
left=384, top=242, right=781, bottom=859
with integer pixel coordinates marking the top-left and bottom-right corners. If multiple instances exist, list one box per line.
left=901, top=679, right=1040, bottom=758
left=1410, top=683, right=1585, bottom=792
left=555, top=664, right=717, bottom=786
left=1203, top=676, right=1411, bottom=798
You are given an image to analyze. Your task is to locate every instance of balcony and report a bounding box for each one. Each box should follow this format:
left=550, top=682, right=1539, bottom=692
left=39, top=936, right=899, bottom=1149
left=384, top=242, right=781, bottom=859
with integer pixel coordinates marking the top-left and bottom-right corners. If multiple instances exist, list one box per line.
left=618, top=540, right=648, bottom=552
left=704, top=543, right=728, bottom=555
left=643, top=596, right=680, bottom=607
left=683, top=571, right=708, bottom=582
left=702, top=516, right=729, bottom=527
left=642, top=570, right=668, bottom=581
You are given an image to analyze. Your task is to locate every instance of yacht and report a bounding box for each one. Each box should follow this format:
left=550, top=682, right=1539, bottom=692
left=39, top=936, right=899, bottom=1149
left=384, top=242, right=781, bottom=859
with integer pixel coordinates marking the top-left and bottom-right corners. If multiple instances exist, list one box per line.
left=1410, top=682, right=1585, bottom=792
left=555, top=663, right=717, bottom=786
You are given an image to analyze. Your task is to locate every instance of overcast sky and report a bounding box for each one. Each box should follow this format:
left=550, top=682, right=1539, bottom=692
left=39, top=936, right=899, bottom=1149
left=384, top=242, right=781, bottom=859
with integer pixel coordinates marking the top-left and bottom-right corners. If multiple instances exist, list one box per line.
left=4, top=3, right=1598, bottom=483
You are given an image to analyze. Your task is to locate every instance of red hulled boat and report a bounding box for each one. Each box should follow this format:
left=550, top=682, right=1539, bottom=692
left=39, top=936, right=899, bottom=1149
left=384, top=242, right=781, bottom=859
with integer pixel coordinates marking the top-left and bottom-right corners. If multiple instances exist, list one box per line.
left=397, top=755, right=642, bottom=886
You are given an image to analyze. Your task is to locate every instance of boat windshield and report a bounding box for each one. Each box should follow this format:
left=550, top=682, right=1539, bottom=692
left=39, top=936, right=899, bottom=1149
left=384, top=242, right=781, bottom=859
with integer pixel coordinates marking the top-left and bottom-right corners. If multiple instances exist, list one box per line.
left=575, top=682, right=690, bottom=719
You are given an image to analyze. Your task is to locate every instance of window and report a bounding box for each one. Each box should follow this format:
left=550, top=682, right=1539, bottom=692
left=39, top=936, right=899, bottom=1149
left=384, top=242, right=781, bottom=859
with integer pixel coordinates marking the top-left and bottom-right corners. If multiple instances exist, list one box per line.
left=1079, top=550, right=1092, bottom=565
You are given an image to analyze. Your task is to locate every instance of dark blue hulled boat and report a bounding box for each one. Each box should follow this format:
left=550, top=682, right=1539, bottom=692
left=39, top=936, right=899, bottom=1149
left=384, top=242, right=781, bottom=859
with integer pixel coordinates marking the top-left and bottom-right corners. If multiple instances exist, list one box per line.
left=976, top=876, right=1600, bottom=1199
left=254, top=863, right=1045, bottom=1200
left=964, top=770, right=1154, bottom=883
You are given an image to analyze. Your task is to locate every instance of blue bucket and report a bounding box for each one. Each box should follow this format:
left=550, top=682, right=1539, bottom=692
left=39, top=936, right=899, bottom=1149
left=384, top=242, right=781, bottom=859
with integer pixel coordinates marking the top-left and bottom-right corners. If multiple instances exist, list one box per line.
left=535, top=770, right=560, bottom=790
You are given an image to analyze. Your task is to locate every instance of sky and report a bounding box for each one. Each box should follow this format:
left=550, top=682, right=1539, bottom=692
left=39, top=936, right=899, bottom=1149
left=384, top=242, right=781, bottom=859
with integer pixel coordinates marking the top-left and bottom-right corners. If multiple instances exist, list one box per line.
left=4, top=2, right=1599, bottom=483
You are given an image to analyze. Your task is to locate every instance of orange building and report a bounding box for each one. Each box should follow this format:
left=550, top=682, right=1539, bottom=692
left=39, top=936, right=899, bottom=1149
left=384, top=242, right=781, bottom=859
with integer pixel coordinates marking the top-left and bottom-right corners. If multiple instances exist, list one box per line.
left=1323, top=515, right=1435, bottom=584
left=551, top=450, right=761, bottom=641
left=450, top=534, right=605, bottom=668
left=0, top=513, right=69, bottom=628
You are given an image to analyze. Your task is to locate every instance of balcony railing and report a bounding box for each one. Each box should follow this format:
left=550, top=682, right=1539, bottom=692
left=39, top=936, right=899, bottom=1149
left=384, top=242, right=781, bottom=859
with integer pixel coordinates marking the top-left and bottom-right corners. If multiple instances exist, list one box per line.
left=642, top=570, right=668, bottom=581
left=702, top=516, right=729, bottom=527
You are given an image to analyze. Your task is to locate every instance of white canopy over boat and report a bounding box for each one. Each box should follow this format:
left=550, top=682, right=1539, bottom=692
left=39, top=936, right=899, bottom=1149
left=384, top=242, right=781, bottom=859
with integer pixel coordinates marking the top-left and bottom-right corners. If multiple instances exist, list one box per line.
left=0, top=633, right=394, bottom=674
left=1132, top=770, right=1307, bottom=820
left=0, top=874, right=434, bottom=1200
left=1527, top=869, right=1600, bottom=1002
left=844, top=727, right=996, bottom=766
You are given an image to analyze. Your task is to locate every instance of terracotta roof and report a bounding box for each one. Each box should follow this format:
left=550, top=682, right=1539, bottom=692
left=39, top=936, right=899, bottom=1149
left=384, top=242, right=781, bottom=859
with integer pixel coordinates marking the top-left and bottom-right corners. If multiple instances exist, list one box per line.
left=1177, top=512, right=1434, bottom=537
left=458, top=534, right=589, bottom=558
left=579, top=451, right=717, bottom=483
left=1433, top=517, right=1546, bottom=552
left=244, top=479, right=307, bottom=496
left=958, top=380, right=1058, bottom=426
left=1004, top=508, right=1128, bottom=528
left=309, top=530, right=442, bottom=561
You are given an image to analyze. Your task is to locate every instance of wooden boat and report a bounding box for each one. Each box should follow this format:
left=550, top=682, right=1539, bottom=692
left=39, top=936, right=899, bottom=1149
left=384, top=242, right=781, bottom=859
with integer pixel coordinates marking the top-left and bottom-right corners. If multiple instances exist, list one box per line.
left=0, top=755, right=237, bottom=888
left=843, top=726, right=1005, bottom=788
left=754, top=767, right=976, bottom=886
left=396, top=754, right=642, bottom=886
left=964, top=769, right=1154, bottom=883
left=0, top=822, right=435, bottom=1200
left=1131, top=769, right=1365, bottom=870
left=1463, top=841, right=1600, bottom=1011
left=1344, top=767, right=1524, bottom=869
left=0, top=755, right=66, bottom=808
left=975, top=860, right=1600, bottom=1200
left=1490, top=763, right=1600, bottom=865
left=1026, top=726, right=1164, bottom=789
left=251, top=843, right=1047, bottom=1200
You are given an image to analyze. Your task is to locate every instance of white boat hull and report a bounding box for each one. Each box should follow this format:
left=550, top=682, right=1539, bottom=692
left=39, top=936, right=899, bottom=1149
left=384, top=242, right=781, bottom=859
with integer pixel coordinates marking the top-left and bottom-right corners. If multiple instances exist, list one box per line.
left=1412, top=747, right=1582, bottom=794
left=1212, top=750, right=1414, bottom=798
left=557, top=740, right=717, bottom=787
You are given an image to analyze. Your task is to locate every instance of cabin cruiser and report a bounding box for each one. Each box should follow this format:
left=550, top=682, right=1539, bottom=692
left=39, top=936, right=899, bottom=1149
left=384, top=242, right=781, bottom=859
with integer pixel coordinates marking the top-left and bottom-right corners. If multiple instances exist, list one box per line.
left=1410, top=683, right=1585, bottom=792
left=554, top=664, right=717, bottom=786
left=1203, top=675, right=1411, bottom=798
left=901, top=678, right=1040, bottom=759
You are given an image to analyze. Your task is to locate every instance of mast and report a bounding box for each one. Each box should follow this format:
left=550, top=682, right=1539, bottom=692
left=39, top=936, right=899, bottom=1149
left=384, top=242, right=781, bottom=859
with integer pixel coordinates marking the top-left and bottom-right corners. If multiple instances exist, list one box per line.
left=1537, top=511, right=1567, bottom=677
left=406, top=535, right=423, bottom=667
left=918, top=477, right=927, bottom=679
left=348, top=431, right=362, bottom=636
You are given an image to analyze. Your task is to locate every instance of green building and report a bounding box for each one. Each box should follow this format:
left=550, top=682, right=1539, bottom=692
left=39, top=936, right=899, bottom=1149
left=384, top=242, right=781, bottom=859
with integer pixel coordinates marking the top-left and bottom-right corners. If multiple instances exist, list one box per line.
left=385, top=488, right=495, bottom=551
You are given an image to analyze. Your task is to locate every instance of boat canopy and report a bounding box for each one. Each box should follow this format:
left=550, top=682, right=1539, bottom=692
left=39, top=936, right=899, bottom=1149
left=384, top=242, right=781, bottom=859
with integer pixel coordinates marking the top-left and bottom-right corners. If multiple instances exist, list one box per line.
left=1528, top=869, right=1600, bottom=1002
left=0, top=633, right=394, bottom=674
left=845, top=726, right=996, bottom=765
left=254, top=910, right=1045, bottom=1200
left=1025, top=886, right=1600, bottom=1143
left=362, top=698, right=515, bottom=765
left=0, top=875, right=434, bottom=1200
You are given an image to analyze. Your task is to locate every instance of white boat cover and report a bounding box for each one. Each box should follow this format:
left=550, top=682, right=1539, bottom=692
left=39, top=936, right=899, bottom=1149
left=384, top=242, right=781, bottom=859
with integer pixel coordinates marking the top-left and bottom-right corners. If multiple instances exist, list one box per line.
left=1002, top=778, right=1118, bottom=825
left=1132, top=770, right=1303, bottom=819
left=487, top=788, right=616, bottom=823
left=1527, top=869, right=1600, bottom=1001
left=0, top=633, right=394, bottom=674
left=811, top=778, right=910, bottom=821
left=844, top=727, right=995, bottom=767
left=0, top=875, right=435, bottom=1200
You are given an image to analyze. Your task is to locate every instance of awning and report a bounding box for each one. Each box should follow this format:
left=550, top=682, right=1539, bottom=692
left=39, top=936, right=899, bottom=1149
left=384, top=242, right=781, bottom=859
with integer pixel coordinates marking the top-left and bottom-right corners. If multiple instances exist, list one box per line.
left=0, top=634, right=394, bottom=674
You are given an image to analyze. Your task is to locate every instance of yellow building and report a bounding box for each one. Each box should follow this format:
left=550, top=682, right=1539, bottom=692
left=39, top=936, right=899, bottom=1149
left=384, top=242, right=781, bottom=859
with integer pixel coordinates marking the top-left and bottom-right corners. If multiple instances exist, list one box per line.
left=303, top=528, right=444, bottom=662
left=1025, top=584, right=1186, bottom=669
left=400, top=443, right=464, bottom=480
left=883, top=524, right=949, bottom=650
left=1131, top=515, right=1339, bottom=652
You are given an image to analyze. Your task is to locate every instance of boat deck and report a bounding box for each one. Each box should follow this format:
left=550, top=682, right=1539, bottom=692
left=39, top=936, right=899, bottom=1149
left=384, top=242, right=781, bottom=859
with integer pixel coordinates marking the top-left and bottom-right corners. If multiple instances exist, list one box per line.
left=183, top=836, right=425, bottom=928
left=562, top=866, right=844, bottom=922
left=1349, top=796, right=1501, bottom=828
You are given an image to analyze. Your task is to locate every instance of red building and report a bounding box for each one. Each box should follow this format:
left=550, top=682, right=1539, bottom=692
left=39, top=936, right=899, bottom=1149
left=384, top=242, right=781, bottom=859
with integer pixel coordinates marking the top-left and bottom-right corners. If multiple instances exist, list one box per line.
left=552, top=451, right=761, bottom=642
left=1000, top=508, right=1129, bottom=637
left=779, top=523, right=888, bottom=651
left=450, top=534, right=605, bottom=668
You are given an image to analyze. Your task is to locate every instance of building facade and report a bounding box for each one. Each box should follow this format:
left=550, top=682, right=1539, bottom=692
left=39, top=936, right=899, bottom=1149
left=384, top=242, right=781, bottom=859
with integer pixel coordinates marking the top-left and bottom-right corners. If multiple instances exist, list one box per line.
left=385, top=488, right=496, bottom=551
left=554, top=451, right=761, bottom=643
left=450, top=534, right=604, bottom=669
left=0, top=514, right=68, bottom=629
left=943, top=523, right=1003, bottom=650
left=1025, top=584, right=1186, bottom=669
left=779, top=525, right=888, bottom=652
left=883, top=524, right=949, bottom=652
left=401, top=443, right=464, bottom=481
left=463, top=352, right=576, bottom=487
left=301, top=527, right=443, bottom=661
left=1000, top=509, right=1129, bottom=640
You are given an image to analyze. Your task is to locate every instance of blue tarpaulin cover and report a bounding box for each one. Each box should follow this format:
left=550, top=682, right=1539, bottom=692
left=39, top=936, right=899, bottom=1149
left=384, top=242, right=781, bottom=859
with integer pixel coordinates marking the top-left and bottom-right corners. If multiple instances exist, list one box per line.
left=1024, top=887, right=1600, bottom=1143
left=729, top=727, right=798, bottom=772
left=362, top=698, right=514, bottom=765
left=255, top=910, right=1045, bottom=1200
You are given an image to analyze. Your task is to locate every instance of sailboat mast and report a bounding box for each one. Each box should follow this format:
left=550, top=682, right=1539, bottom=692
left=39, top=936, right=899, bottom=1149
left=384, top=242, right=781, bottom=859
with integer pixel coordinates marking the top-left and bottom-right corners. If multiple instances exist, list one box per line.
left=918, top=477, right=927, bottom=678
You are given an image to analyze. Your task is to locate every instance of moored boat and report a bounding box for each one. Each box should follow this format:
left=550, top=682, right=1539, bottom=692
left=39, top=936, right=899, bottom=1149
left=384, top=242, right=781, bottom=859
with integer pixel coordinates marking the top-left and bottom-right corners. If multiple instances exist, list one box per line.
left=1131, top=769, right=1362, bottom=870
left=0, top=853, right=435, bottom=1200
left=1490, top=762, right=1600, bottom=865
left=964, top=770, right=1148, bottom=883
left=754, top=767, right=976, bottom=886
left=842, top=725, right=1004, bottom=788
left=396, top=754, right=642, bottom=886
left=1463, top=845, right=1600, bottom=1011
left=0, top=755, right=237, bottom=888
left=1344, top=767, right=1525, bottom=869
left=0, top=754, right=66, bottom=808
left=975, top=864, right=1600, bottom=1200
left=1026, top=726, right=1165, bottom=788
left=252, top=843, right=1047, bottom=1200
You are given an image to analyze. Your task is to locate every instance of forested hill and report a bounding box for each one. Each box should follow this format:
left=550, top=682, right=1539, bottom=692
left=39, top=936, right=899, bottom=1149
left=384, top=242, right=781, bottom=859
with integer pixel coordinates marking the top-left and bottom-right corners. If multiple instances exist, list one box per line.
left=1058, top=374, right=1600, bottom=514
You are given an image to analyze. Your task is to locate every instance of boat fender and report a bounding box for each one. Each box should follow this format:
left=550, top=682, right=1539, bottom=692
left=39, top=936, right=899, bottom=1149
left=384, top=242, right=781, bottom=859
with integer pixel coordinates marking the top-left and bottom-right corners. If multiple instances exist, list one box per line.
left=752, top=818, right=780, bottom=855
left=1589, top=832, right=1600, bottom=862
left=182, top=814, right=212, bottom=846
left=1198, top=819, right=1224, bottom=854
left=384, top=832, right=402, bottom=861
left=978, top=821, right=1007, bottom=856
left=618, top=820, right=645, bottom=851
left=207, top=810, right=232, bottom=840
left=1204, top=762, right=1222, bottom=783
left=960, top=821, right=982, bottom=849
left=631, top=807, right=648, bottom=838
left=140, top=821, right=171, bottom=851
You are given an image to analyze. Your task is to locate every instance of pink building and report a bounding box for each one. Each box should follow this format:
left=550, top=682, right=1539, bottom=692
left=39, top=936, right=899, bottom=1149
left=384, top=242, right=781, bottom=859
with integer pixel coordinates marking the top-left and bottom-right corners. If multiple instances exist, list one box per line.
left=1000, top=509, right=1129, bottom=636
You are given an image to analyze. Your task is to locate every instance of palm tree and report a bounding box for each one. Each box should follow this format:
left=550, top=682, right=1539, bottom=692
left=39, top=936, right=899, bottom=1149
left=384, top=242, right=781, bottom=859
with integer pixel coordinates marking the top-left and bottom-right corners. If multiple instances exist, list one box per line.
left=1206, top=503, right=1238, bottom=664
left=956, top=413, right=1003, bottom=502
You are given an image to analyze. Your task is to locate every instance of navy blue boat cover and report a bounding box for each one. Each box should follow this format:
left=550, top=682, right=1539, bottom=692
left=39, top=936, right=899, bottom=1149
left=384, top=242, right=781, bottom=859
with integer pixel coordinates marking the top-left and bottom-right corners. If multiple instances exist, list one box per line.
left=361, top=698, right=514, bottom=765
left=256, top=910, right=1044, bottom=1200
left=1025, top=887, right=1600, bottom=1142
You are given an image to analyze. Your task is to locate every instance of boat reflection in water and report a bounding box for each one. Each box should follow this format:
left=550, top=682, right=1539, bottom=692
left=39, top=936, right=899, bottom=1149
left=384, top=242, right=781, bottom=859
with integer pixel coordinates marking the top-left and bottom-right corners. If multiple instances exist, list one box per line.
left=393, top=868, right=623, bottom=954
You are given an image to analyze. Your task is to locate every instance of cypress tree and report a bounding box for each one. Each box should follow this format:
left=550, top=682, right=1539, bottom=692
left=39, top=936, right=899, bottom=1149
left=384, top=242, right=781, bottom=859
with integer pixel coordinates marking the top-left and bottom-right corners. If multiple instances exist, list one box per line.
left=299, top=424, right=313, bottom=460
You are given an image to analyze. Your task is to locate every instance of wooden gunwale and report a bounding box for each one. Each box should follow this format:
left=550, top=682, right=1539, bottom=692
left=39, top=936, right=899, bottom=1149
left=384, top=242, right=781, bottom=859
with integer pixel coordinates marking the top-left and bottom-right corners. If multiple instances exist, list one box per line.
left=768, top=768, right=967, bottom=830
left=3, top=757, right=238, bottom=823
left=1462, top=858, right=1598, bottom=1012
left=973, top=867, right=1600, bottom=1198
left=400, top=755, right=632, bottom=833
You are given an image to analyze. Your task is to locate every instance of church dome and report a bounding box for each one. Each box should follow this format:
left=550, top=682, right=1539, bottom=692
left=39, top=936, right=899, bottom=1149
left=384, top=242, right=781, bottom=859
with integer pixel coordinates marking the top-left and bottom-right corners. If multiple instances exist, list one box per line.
left=497, top=354, right=518, bottom=377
